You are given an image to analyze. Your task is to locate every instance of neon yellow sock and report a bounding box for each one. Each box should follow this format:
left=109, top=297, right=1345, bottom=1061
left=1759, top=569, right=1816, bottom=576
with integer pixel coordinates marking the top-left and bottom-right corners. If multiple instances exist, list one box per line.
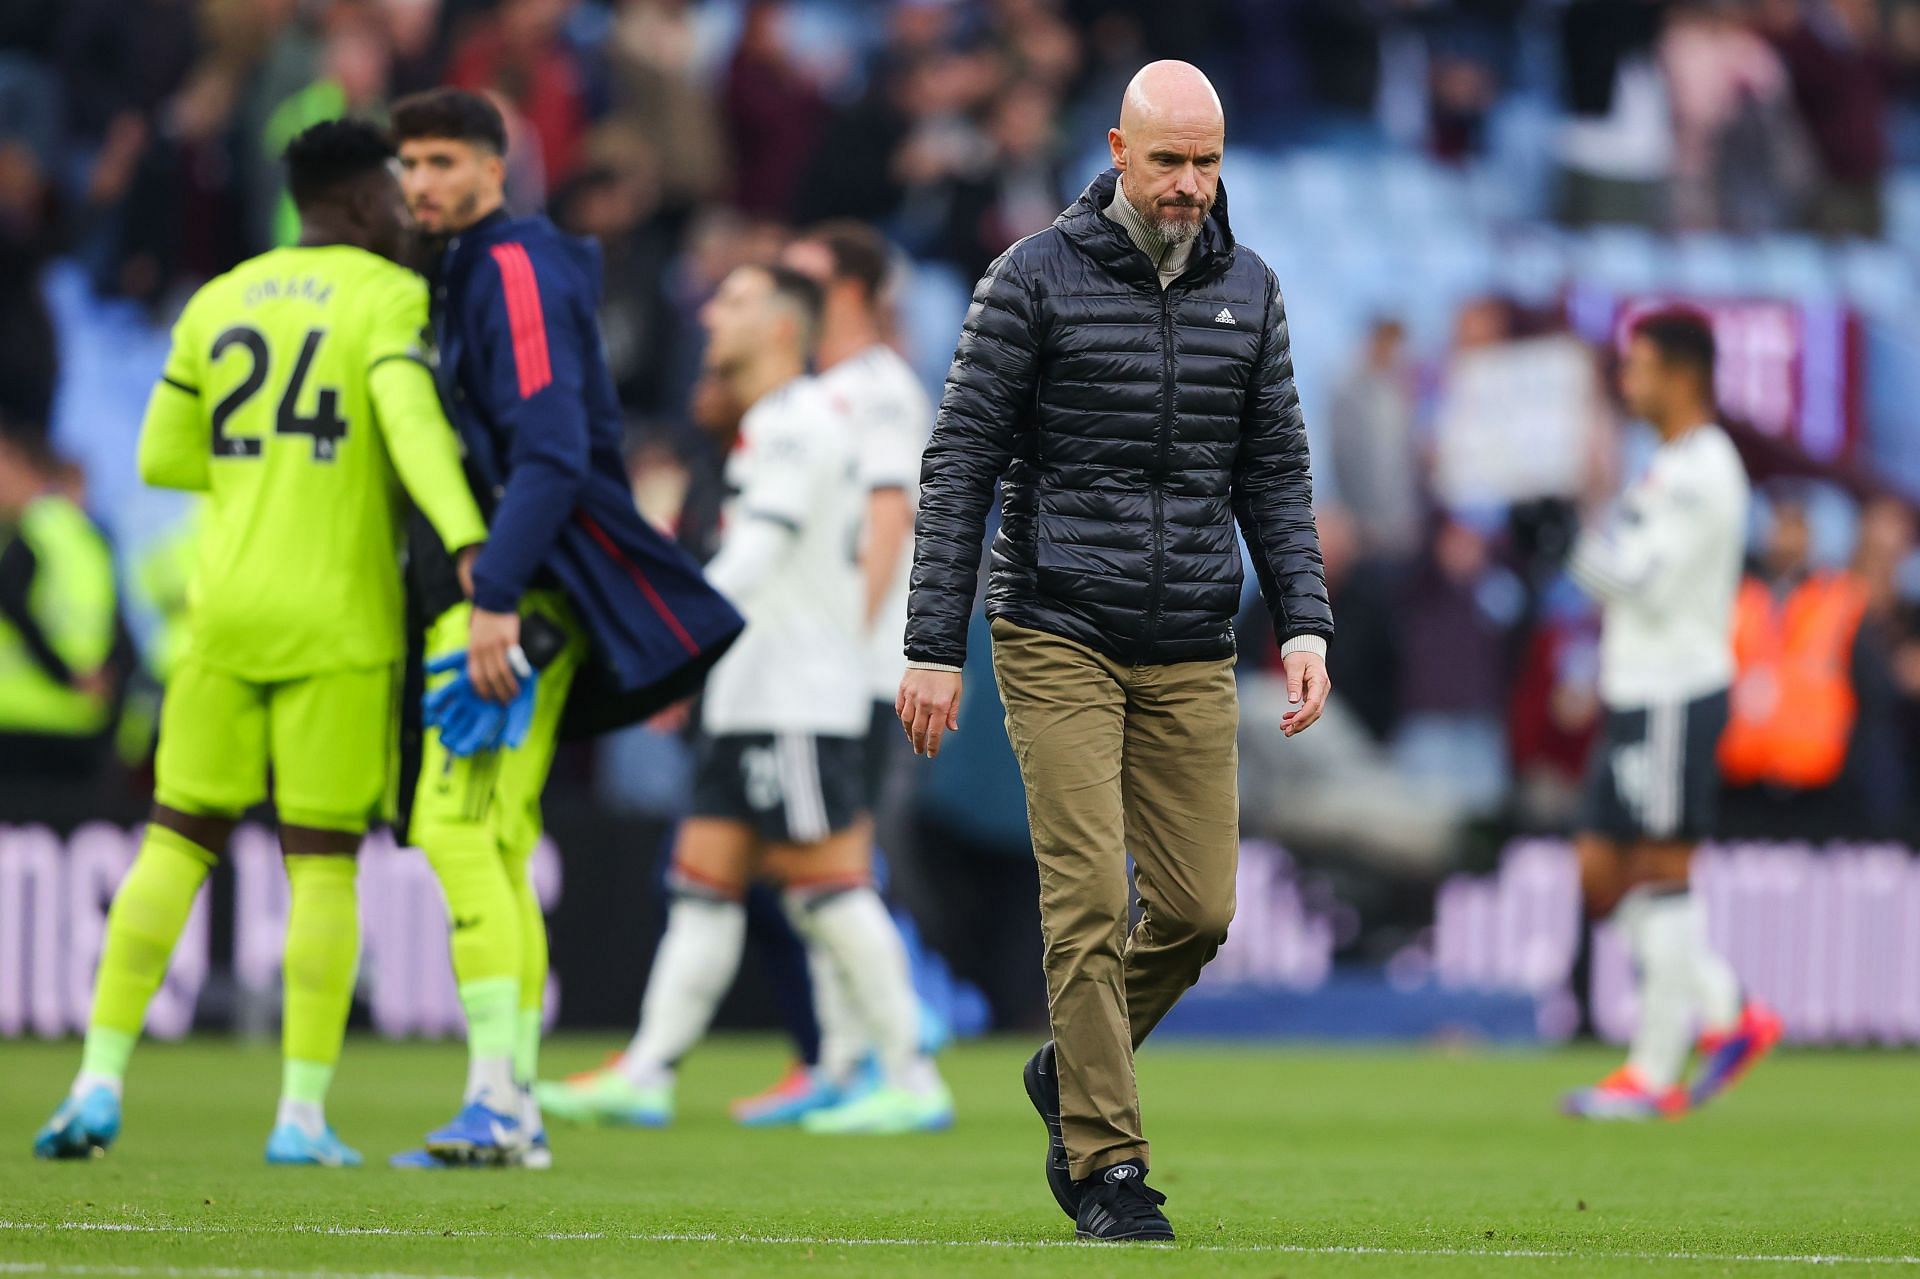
left=281, top=854, right=359, bottom=1072
left=85, top=824, right=216, bottom=1075
left=459, top=977, right=520, bottom=1060
left=282, top=1058, right=333, bottom=1106
left=507, top=854, right=547, bottom=1083
left=515, top=1007, right=542, bottom=1085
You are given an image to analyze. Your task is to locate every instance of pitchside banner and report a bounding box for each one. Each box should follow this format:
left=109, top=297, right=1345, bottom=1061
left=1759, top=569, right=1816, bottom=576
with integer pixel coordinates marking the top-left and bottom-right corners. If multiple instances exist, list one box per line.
left=6, top=828, right=1918, bottom=1043
left=0, top=824, right=559, bottom=1040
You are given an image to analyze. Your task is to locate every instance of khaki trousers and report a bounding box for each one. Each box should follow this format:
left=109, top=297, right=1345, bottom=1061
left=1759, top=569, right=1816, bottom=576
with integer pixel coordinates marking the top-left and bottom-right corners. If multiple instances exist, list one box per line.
left=990, top=618, right=1239, bottom=1178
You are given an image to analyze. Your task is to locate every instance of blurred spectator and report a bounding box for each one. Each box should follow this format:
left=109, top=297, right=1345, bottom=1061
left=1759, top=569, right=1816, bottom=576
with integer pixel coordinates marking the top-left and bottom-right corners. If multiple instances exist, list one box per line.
left=447, top=0, right=588, bottom=186
left=1555, top=0, right=1673, bottom=227
left=991, top=0, right=1083, bottom=93
left=1719, top=491, right=1903, bottom=838
left=887, top=51, right=1001, bottom=249
left=550, top=127, right=681, bottom=416
left=722, top=0, right=827, bottom=219
left=1660, top=0, right=1810, bottom=232
left=1315, top=506, right=1406, bottom=744
left=794, top=52, right=918, bottom=226
left=1850, top=497, right=1917, bottom=833
left=0, top=138, right=57, bottom=432
left=1393, top=511, right=1525, bottom=817
left=1759, top=0, right=1899, bottom=237
left=933, top=80, right=1067, bottom=279
left=0, top=432, right=121, bottom=782
left=1327, top=317, right=1422, bottom=562
left=605, top=0, right=730, bottom=209
left=1428, top=49, right=1499, bottom=162
left=259, top=6, right=394, bottom=247
left=1507, top=579, right=1603, bottom=831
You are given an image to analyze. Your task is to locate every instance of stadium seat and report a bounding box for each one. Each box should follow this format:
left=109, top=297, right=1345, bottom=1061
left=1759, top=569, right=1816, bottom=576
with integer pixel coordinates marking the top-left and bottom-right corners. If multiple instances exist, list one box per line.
left=1573, top=226, right=1664, bottom=294
left=1834, top=241, right=1916, bottom=320
left=1669, top=234, right=1752, bottom=296
left=1750, top=235, right=1835, bottom=302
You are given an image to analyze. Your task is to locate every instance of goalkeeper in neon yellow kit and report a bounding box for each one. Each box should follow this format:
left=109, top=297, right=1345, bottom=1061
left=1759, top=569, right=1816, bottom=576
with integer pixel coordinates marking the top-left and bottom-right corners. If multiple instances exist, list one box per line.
left=32, top=120, right=487, bottom=1167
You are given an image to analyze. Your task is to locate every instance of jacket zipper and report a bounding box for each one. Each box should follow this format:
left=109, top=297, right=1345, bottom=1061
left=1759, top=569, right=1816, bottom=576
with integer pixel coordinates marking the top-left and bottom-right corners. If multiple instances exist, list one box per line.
left=1147, top=281, right=1175, bottom=649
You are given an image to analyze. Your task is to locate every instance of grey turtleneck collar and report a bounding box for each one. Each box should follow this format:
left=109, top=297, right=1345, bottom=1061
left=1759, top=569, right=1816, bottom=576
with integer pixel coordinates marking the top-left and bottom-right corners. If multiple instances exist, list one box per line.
left=1105, top=179, right=1195, bottom=289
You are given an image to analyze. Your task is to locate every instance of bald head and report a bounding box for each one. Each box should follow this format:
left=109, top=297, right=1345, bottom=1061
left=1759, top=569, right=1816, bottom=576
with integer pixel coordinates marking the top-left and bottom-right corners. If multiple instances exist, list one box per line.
left=1109, top=61, right=1225, bottom=246
left=1119, top=61, right=1224, bottom=138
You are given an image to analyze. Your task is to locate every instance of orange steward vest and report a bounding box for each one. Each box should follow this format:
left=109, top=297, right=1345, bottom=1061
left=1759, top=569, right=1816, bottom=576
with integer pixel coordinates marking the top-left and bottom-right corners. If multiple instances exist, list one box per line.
left=1719, top=572, right=1869, bottom=788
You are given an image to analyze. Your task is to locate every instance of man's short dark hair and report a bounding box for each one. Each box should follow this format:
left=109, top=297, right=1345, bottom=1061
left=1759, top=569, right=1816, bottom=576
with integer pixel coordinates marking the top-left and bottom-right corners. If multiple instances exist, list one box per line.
left=762, top=263, right=825, bottom=349
left=800, top=220, right=891, bottom=301
left=390, top=88, right=508, bottom=155
left=1632, top=307, right=1716, bottom=391
left=284, top=118, right=395, bottom=211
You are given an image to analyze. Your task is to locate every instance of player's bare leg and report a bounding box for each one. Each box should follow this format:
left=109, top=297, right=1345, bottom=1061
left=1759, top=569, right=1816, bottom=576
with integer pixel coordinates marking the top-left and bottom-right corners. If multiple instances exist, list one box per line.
left=535, top=819, right=757, bottom=1127
left=771, top=828, right=953, bottom=1135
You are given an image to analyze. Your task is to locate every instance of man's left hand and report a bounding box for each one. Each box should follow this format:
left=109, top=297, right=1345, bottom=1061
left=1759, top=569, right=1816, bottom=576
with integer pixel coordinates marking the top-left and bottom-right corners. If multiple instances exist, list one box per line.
left=1281, top=649, right=1330, bottom=737
left=468, top=606, right=523, bottom=703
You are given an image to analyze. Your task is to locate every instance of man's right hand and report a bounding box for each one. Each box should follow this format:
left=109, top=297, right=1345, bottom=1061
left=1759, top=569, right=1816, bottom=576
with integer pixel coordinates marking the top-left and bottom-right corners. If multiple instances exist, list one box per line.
left=897, top=668, right=963, bottom=758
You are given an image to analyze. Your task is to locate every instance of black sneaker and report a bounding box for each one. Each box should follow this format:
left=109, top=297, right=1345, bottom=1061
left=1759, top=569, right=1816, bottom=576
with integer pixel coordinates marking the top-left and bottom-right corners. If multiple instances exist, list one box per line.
left=1074, top=1159, right=1174, bottom=1242
left=1022, top=1040, right=1077, bottom=1218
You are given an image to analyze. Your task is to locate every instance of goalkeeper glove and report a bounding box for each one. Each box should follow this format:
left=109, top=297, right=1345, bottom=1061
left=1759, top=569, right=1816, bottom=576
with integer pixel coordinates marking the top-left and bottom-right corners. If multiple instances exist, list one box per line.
left=423, top=649, right=539, bottom=757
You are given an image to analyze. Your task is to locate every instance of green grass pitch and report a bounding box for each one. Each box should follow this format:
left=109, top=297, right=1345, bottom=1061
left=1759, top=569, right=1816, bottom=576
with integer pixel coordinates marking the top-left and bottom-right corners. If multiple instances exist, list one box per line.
left=1, top=1035, right=1916, bottom=1277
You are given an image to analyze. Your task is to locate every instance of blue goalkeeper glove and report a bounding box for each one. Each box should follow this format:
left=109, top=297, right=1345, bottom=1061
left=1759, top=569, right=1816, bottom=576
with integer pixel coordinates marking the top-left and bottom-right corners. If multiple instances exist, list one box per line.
left=423, top=650, right=540, bottom=757
left=424, top=652, right=506, bottom=756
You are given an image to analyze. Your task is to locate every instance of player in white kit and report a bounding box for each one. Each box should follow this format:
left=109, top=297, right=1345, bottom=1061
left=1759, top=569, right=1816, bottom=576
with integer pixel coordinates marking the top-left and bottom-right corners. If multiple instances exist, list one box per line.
left=535, top=263, right=953, bottom=1134
left=1562, top=308, right=1781, bottom=1120
left=710, top=223, right=940, bottom=1124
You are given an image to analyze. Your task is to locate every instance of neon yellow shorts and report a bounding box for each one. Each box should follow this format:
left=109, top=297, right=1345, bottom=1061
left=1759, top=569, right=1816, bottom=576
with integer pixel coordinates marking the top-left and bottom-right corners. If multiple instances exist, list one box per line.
left=154, top=656, right=398, bottom=832
left=409, top=592, right=584, bottom=862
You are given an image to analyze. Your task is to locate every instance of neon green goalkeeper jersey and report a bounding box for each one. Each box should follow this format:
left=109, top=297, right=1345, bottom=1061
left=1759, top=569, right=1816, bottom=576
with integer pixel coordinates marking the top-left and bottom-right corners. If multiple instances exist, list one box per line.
left=138, top=244, right=487, bottom=681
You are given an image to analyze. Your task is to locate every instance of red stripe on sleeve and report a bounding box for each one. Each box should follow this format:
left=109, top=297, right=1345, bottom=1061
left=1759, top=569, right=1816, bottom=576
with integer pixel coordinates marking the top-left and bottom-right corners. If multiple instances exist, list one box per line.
left=489, top=242, right=553, bottom=398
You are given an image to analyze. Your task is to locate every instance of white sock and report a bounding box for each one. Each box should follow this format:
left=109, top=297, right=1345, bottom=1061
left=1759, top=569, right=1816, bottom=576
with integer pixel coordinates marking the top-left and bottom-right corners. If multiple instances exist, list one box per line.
left=781, top=900, right=869, bottom=1086
left=520, top=1086, right=544, bottom=1136
left=1620, top=890, right=1699, bottom=1089
left=274, top=1097, right=326, bottom=1140
left=73, top=1071, right=123, bottom=1102
left=465, top=1055, right=517, bottom=1111
left=619, top=894, right=745, bottom=1087
left=786, top=886, right=939, bottom=1096
left=1683, top=896, right=1742, bottom=1034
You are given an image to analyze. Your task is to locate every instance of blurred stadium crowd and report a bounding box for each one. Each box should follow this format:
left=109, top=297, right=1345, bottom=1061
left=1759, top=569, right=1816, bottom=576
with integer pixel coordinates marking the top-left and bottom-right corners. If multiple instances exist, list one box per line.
left=3, top=0, right=1920, bottom=985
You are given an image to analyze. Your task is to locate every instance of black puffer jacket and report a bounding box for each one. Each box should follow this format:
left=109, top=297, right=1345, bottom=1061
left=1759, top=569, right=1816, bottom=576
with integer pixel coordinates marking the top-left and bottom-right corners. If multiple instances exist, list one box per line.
left=906, top=169, right=1333, bottom=668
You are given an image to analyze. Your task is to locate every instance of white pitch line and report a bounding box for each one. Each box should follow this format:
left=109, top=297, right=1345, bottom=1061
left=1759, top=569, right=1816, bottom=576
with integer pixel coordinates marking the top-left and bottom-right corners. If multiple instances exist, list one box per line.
left=0, top=1266, right=500, bottom=1279
left=0, top=1220, right=1915, bottom=1268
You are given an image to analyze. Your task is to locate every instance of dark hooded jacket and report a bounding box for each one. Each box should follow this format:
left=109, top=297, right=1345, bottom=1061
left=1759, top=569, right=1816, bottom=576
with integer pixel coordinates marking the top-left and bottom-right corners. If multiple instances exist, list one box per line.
left=428, top=211, right=741, bottom=734
left=906, top=169, right=1333, bottom=668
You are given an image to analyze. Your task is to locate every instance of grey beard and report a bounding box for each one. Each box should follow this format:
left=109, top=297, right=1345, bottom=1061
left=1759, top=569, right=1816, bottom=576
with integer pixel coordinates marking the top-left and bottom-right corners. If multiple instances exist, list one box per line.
left=1151, top=212, right=1202, bottom=246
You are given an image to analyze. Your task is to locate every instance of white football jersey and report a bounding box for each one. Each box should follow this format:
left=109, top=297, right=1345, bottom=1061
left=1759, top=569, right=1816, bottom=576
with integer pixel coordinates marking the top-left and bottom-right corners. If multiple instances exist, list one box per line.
left=816, top=344, right=932, bottom=700
left=700, top=376, right=871, bottom=737
left=1570, top=423, right=1750, bottom=708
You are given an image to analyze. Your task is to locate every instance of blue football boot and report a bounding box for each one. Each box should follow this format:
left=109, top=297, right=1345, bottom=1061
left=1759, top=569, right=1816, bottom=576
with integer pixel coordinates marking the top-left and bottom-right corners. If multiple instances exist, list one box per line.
left=33, top=1086, right=120, bottom=1160
left=264, top=1123, right=363, bottom=1167
left=423, top=1099, right=525, bottom=1165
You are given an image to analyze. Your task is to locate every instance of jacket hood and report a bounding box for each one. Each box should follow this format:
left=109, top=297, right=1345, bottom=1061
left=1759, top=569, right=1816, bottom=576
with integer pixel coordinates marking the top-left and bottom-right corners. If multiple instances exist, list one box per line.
left=1055, top=167, right=1236, bottom=286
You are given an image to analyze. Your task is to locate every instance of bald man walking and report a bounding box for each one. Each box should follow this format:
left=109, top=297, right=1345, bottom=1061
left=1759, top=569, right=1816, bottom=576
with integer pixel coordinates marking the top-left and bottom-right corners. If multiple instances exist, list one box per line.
left=899, top=63, right=1333, bottom=1240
